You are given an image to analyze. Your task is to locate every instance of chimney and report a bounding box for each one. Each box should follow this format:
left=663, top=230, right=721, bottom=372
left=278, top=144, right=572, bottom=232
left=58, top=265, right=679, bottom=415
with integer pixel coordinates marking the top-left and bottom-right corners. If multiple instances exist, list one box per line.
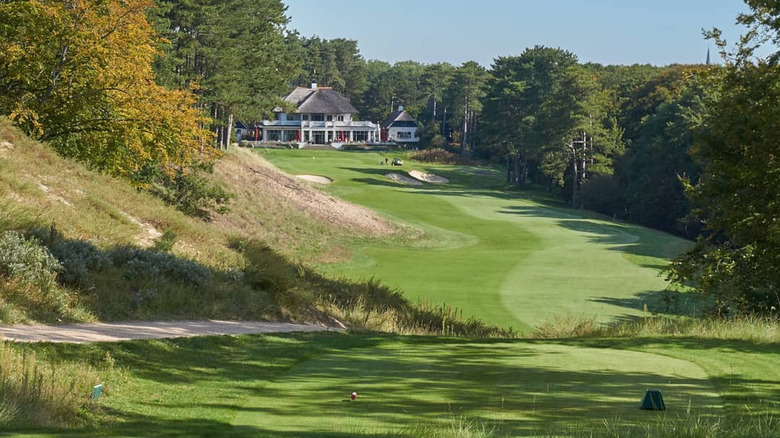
left=311, top=81, right=318, bottom=89
left=398, top=105, right=404, bottom=112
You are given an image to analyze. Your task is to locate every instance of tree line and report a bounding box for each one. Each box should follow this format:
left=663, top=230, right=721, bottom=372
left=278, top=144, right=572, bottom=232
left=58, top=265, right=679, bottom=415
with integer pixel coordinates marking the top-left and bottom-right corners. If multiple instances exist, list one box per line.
left=1, top=0, right=778, bottom=314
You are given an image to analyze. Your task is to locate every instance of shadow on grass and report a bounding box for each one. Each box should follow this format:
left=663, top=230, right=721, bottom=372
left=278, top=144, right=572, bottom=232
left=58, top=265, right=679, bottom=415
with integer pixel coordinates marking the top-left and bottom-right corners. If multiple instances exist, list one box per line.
left=15, top=333, right=778, bottom=437
left=498, top=205, right=692, bottom=269
left=591, top=289, right=708, bottom=316
left=12, top=227, right=279, bottom=323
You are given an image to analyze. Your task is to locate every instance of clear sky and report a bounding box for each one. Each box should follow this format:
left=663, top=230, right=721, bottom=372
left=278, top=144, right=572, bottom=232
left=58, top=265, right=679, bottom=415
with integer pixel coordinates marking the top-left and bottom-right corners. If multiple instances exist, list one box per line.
left=283, top=0, right=757, bottom=67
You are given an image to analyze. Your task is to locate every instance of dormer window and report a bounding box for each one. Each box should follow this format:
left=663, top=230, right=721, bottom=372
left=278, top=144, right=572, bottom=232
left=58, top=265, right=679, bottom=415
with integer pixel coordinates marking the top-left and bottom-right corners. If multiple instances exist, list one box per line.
left=326, top=115, right=333, bottom=121
left=337, top=115, right=344, bottom=121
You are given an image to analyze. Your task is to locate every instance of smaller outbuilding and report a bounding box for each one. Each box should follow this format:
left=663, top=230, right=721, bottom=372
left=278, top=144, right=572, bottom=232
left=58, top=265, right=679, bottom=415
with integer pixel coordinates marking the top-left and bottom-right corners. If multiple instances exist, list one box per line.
left=381, top=106, right=419, bottom=143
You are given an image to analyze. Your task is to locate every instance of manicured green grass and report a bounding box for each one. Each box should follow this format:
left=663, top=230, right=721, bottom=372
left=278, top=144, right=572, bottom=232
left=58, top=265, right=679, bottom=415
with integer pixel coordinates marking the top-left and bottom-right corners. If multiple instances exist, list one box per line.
left=260, top=149, right=694, bottom=332
left=7, top=330, right=777, bottom=437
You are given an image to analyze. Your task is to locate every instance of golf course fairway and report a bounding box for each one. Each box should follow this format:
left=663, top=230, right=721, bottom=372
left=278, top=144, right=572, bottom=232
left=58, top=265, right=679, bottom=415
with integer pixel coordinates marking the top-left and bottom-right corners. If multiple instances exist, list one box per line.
left=261, top=149, right=693, bottom=332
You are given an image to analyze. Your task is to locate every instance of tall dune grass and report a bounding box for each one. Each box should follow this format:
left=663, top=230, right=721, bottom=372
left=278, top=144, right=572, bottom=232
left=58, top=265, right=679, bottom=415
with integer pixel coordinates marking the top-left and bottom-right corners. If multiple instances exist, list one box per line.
left=533, top=313, right=779, bottom=343
left=0, top=342, right=106, bottom=427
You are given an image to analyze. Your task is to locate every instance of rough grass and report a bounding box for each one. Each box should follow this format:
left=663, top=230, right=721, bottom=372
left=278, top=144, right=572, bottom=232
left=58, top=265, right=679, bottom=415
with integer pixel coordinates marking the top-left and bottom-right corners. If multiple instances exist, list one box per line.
left=0, top=342, right=106, bottom=428
left=533, top=313, right=780, bottom=343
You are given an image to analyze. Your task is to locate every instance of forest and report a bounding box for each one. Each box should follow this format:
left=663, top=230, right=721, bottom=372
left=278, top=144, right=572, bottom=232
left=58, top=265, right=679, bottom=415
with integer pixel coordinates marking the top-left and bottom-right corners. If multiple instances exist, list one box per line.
left=1, top=0, right=779, bottom=314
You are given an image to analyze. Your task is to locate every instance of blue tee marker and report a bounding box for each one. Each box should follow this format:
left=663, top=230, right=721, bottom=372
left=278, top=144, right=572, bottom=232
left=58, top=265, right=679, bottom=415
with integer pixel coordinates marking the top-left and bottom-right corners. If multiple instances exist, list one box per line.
left=92, top=384, right=103, bottom=400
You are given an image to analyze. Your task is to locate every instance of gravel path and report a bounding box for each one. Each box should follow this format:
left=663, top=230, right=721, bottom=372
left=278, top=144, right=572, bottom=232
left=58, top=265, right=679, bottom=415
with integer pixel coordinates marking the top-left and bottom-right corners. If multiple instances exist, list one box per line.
left=0, top=320, right=332, bottom=344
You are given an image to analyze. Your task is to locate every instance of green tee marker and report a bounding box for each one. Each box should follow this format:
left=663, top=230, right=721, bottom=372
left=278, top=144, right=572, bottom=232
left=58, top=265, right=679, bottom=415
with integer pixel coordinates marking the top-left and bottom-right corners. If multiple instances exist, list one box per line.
left=92, top=384, right=103, bottom=400
left=640, top=389, right=666, bottom=410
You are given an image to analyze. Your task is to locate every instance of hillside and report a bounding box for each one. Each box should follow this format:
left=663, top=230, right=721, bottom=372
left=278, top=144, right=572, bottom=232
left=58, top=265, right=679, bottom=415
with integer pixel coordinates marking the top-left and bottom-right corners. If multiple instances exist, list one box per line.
left=0, top=119, right=393, bottom=268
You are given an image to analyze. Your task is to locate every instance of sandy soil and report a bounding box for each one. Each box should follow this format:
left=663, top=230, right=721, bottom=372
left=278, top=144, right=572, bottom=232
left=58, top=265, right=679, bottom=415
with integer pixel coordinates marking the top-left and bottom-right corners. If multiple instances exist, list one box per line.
left=0, top=140, right=12, bottom=157
left=120, top=211, right=162, bottom=247
left=219, top=152, right=394, bottom=236
left=385, top=173, right=423, bottom=186
left=296, top=174, right=333, bottom=185
left=0, top=320, right=330, bottom=344
left=408, top=170, right=449, bottom=184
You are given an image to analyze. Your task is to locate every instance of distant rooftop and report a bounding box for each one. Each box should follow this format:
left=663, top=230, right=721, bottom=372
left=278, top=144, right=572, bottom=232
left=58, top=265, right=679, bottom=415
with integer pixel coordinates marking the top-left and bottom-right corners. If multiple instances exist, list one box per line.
left=282, top=84, right=358, bottom=114
left=382, top=107, right=418, bottom=129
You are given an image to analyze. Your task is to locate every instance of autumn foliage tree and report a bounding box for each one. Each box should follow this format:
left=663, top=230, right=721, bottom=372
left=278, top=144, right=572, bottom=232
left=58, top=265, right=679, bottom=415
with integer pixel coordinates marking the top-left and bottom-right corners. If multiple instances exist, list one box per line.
left=0, top=0, right=216, bottom=186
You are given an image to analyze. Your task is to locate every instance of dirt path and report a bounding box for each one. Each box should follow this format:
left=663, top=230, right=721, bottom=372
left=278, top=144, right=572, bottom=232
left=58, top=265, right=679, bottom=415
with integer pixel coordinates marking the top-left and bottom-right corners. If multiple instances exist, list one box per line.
left=0, top=320, right=332, bottom=344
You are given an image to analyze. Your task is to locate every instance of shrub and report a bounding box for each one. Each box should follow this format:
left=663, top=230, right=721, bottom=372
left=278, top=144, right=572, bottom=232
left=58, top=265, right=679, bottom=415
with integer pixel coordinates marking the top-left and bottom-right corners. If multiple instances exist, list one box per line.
left=110, top=246, right=211, bottom=288
left=412, top=148, right=460, bottom=164
left=0, top=231, right=61, bottom=290
left=150, top=169, right=232, bottom=220
left=48, top=239, right=112, bottom=290
left=243, top=242, right=307, bottom=311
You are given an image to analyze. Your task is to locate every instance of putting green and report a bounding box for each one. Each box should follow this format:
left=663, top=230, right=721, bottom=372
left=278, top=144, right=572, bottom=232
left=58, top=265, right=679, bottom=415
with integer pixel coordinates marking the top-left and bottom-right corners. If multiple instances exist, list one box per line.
left=262, top=150, right=693, bottom=331
left=232, top=340, right=721, bottom=436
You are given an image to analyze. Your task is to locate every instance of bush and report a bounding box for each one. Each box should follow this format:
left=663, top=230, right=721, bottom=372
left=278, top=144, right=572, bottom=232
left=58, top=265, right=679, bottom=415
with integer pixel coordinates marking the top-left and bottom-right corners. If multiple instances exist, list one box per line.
left=0, top=231, right=61, bottom=290
left=150, top=169, right=232, bottom=220
left=243, top=243, right=308, bottom=311
left=110, top=246, right=211, bottom=288
left=48, top=239, right=112, bottom=289
left=412, top=148, right=460, bottom=164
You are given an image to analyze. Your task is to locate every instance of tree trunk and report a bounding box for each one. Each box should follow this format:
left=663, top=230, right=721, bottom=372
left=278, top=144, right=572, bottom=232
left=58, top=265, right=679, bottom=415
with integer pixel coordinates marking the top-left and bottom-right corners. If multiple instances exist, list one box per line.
left=506, top=156, right=512, bottom=184
left=521, top=157, right=528, bottom=185
left=581, top=131, right=587, bottom=181
left=211, top=104, right=220, bottom=149
left=442, top=106, right=447, bottom=137
left=226, top=113, right=234, bottom=150
left=461, top=103, right=469, bottom=158
left=571, top=143, right=578, bottom=209
left=514, top=155, right=521, bottom=187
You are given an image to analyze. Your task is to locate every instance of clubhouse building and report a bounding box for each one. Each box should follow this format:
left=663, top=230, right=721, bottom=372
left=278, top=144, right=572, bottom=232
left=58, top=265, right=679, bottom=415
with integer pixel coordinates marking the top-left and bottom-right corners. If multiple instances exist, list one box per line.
left=256, top=82, right=380, bottom=145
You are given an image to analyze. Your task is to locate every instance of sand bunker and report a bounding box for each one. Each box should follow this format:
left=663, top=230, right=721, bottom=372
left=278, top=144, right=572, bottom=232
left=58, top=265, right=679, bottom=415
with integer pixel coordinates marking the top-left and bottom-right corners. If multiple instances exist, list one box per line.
left=385, top=173, right=423, bottom=186
left=296, top=174, right=333, bottom=185
left=408, top=170, right=449, bottom=184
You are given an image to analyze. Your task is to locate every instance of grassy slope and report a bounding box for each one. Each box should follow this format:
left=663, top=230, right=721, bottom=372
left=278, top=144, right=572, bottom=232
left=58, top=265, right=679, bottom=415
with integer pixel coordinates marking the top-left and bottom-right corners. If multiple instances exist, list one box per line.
left=8, top=331, right=777, bottom=437
left=261, top=149, right=693, bottom=331
left=0, top=119, right=384, bottom=272
left=1, top=120, right=408, bottom=324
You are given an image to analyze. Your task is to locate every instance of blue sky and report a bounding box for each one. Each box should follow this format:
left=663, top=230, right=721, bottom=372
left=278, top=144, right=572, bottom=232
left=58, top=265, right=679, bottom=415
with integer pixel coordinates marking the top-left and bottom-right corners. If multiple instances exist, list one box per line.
left=283, top=0, right=757, bottom=66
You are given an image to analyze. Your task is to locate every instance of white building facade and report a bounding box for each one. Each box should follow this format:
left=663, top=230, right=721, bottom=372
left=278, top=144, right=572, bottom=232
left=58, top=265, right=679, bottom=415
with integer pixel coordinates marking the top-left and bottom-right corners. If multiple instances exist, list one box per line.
left=261, top=83, right=379, bottom=144
left=381, top=106, right=419, bottom=143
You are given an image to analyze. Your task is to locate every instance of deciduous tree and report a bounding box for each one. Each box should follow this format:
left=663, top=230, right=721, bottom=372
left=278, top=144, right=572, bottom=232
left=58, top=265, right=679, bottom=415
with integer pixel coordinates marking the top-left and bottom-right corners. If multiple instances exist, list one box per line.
left=0, top=0, right=215, bottom=184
